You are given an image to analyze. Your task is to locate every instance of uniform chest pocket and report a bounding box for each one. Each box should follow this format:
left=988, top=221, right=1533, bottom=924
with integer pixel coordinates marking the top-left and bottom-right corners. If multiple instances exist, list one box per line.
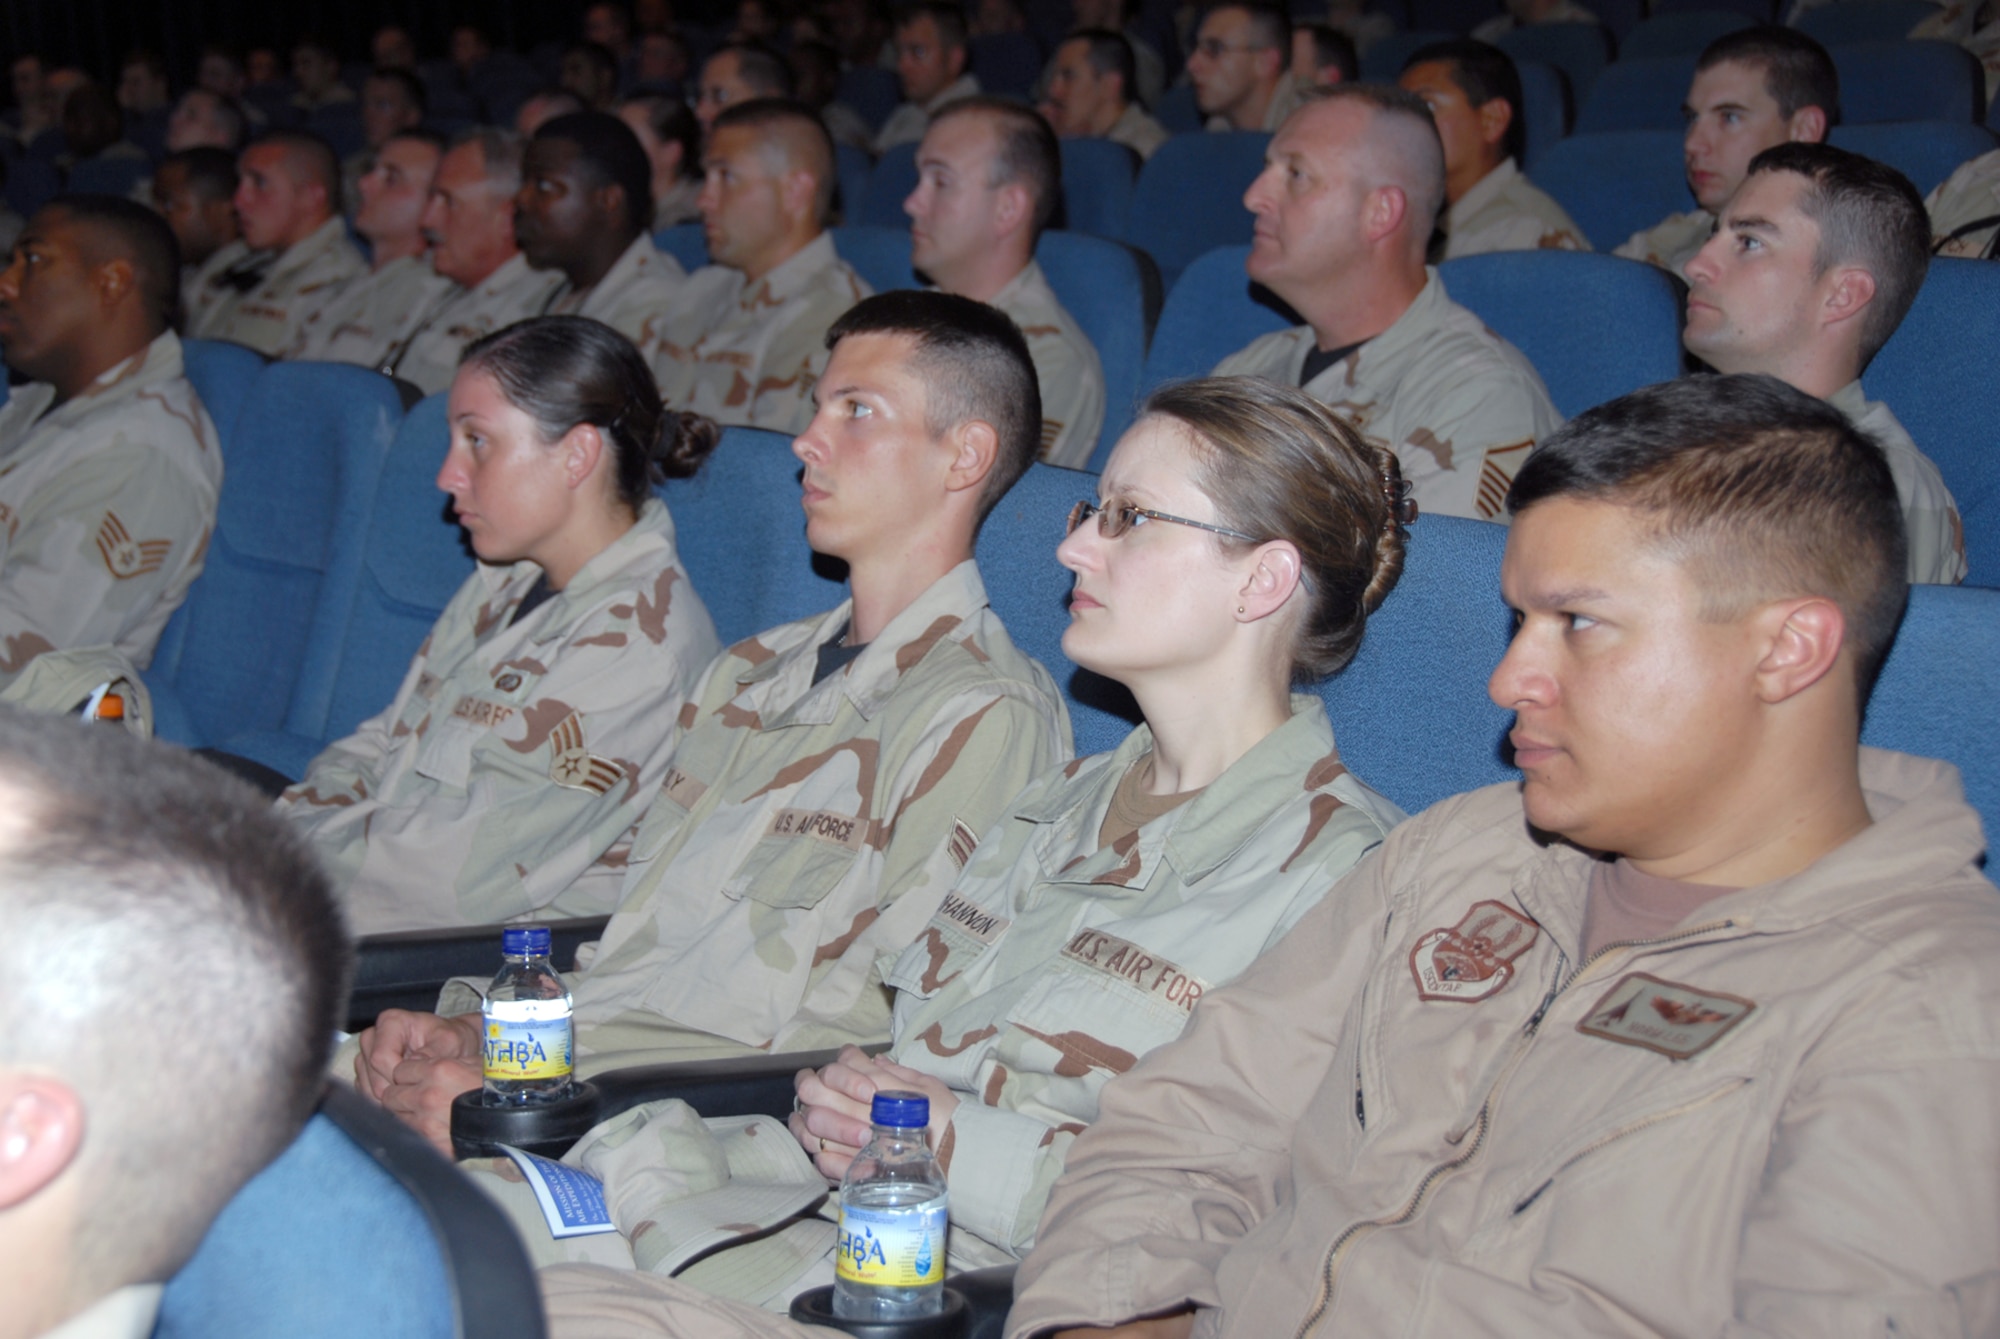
left=1001, top=931, right=1211, bottom=1080
left=721, top=805, right=869, bottom=911
left=413, top=694, right=523, bottom=788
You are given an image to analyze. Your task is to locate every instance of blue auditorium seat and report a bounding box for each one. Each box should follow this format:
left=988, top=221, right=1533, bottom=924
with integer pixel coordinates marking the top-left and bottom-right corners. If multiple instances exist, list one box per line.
left=836, top=142, right=872, bottom=225
left=1864, top=584, right=2000, bottom=837
left=861, top=141, right=920, bottom=228
left=1059, top=137, right=1141, bottom=238
left=1576, top=54, right=1698, bottom=132
left=838, top=65, right=903, bottom=133
left=1594, top=0, right=1648, bottom=41
left=1796, top=0, right=1937, bottom=45
left=1516, top=59, right=1572, bottom=170
left=3, top=156, right=60, bottom=218
left=1034, top=232, right=1149, bottom=467
left=1410, top=0, right=1505, bottom=34
left=830, top=224, right=919, bottom=292
left=1438, top=250, right=1683, bottom=417
left=1498, top=22, right=1611, bottom=108
left=146, top=362, right=402, bottom=748
left=66, top=153, right=151, bottom=198
left=1617, top=10, right=1754, bottom=60
left=1361, top=29, right=1457, bottom=81
left=179, top=339, right=267, bottom=457
left=216, top=394, right=475, bottom=780
left=155, top=1086, right=542, bottom=1339
left=1828, top=122, right=2000, bottom=196
left=1154, top=83, right=1203, bottom=135
left=1533, top=128, right=1690, bottom=250
left=307, top=102, right=366, bottom=159
left=1123, top=131, right=1269, bottom=289
left=1139, top=244, right=1293, bottom=391
left=1863, top=257, right=2000, bottom=587
left=970, top=32, right=1046, bottom=97
left=1833, top=40, right=1987, bottom=123
left=1652, top=0, right=1772, bottom=19
left=653, top=221, right=708, bottom=271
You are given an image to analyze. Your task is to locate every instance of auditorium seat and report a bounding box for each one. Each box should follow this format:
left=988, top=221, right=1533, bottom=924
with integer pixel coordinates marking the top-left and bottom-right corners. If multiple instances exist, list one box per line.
left=1617, top=9, right=1754, bottom=59
left=1516, top=58, right=1573, bottom=169
left=1059, top=136, right=1141, bottom=238
left=829, top=223, right=919, bottom=292
left=1653, top=0, right=1772, bottom=20
left=1123, top=131, right=1269, bottom=289
left=1437, top=250, right=1683, bottom=417
left=1498, top=22, right=1612, bottom=108
left=1863, top=584, right=2000, bottom=835
left=1833, top=40, right=1987, bottom=123
left=145, top=362, right=401, bottom=748
left=838, top=65, right=903, bottom=132
left=1139, top=244, right=1293, bottom=391
left=1862, top=257, right=2000, bottom=587
left=1410, top=0, right=1504, bottom=34
left=836, top=142, right=872, bottom=226
left=1360, top=29, right=1457, bottom=81
left=1796, top=0, right=1937, bottom=45
left=1034, top=231, right=1149, bottom=466
left=1827, top=121, right=2000, bottom=195
left=1533, top=128, right=1690, bottom=250
left=1154, top=82, right=1203, bottom=135
left=1576, top=54, right=1698, bottom=132
left=215, top=394, right=474, bottom=781
left=970, top=32, right=1045, bottom=98
left=3, top=156, right=59, bottom=219
left=306, top=102, right=366, bottom=158
left=65, top=153, right=150, bottom=198
left=180, top=338, right=267, bottom=457
left=652, top=221, right=708, bottom=271
left=861, top=140, right=920, bottom=228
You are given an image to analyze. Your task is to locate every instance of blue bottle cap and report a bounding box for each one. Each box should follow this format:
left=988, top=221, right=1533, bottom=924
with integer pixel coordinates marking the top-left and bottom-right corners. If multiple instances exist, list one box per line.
left=871, top=1090, right=930, bottom=1128
left=502, top=925, right=553, bottom=956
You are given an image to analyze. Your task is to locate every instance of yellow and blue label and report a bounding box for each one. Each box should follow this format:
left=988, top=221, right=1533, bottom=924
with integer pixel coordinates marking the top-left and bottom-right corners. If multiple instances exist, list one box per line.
left=483, top=1000, right=573, bottom=1083
left=836, top=1200, right=946, bottom=1289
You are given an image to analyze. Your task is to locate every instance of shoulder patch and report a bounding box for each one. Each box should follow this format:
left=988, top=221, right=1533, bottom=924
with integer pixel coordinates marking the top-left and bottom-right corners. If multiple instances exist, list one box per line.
left=1576, top=972, right=1755, bottom=1060
left=946, top=817, right=979, bottom=871
left=547, top=711, right=625, bottom=795
left=96, top=512, right=171, bottom=579
left=1409, top=900, right=1541, bottom=1003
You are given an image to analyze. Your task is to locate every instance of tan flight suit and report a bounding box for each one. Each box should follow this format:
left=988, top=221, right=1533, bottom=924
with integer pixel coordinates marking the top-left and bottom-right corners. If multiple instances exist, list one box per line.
left=875, top=74, right=983, bottom=155
left=191, top=215, right=368, bottom=355
left=1827, top=381, right=1968, bottom=586
left=1440, top=156, right=1591, bottom=258
left=280, top=501, right=721, bottom=933
left=0, top=331, right=222, bottom=687
left=1206, top=70, right=1302, bottom=133
left=1214, top=268, right=1563, bottom=520
left=653, top=178, right=703, bottom=231
left=384, top=253, right=567, bottom=397
left=986, top=260, right=1105, bottom=469
left=649, top=233, right=873, bottom=434
left=1614, top=207, right=1713, bottom=278
left=1926, top=148, right=2000, bottom=259
left=283, top=254, right=457, bottom=367
left=1103, top=103, right=1169, bottom=161
left=182, top=238, right=257, bottom=335
left=545, top=232, right=687, bottom=348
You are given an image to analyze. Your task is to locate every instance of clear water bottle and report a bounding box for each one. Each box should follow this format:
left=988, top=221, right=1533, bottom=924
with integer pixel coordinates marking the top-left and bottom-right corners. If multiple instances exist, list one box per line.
left=833, top=1090, right=948, bottom=1321
left=481, top=925, right=573, bottom=1105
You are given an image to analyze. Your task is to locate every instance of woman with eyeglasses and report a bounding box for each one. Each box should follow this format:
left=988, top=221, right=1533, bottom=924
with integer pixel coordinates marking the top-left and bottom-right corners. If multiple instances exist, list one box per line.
left=781, top=374, right=1417, bottom=1281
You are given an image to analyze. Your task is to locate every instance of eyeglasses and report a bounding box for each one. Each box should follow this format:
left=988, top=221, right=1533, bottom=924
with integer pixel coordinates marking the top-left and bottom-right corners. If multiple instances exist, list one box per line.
left=1192, top=38, right=1268, bottom=58
left=1067, top=499, right=1259, bottom=543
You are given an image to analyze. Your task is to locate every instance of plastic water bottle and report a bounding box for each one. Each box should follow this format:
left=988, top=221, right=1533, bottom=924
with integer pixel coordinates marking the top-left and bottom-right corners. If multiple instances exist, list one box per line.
left=481, top=926, right=573, bottom=1104
left=833, top=1090, right=948, bottom=1321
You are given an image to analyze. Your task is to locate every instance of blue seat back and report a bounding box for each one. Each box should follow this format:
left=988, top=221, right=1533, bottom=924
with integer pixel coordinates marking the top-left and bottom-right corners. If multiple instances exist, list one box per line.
left=830, top=224, right=920, bottom=292
left=1828, top=122, right=1999, bottom=196
left=1653, top=0, right=1771, bottom=18
left=66, top=154, right=151, bottom=197
left=1497, top=21, right=1611, bottom=106
left=862, top=141, right=920, bottom=228
left=970, top=32, right=1046, bottom=97
left=1154, top=83, right=1202, bottom=134
left=1033, top=231, right=1150, bottom=467
left=1864, top=585, right=2000, bottom=838
left=1798, top=0, right=1939, bottom=45
left=1437, top=251, right=1683, bottom=418
left=1059, top=137, right=1140, bottom=238
left=653, top=221, right=708, bottom=271
left=1123, top=131, right=1269, bottom=289
left=180, top=339, right=267, bottom=458
left=1617, top=9, right=1753, bottom=59
left=1576, top=54, right=1698, bottom=132
left=838, top=65, right=904, bottom=132
left=1834, top=40, right=1986, bottom=123
left=149, top=362, right=401, bottom=746
left=1863, top=257, right=2000, bottom=587
left=1359, top=29, right=1457, bottom=80
left=306, top=102, right=366, bottom=158
left=1410, top=0, right=1504, bottom=34
left=836, top=142, right=873, bottom=225
left=1533, top=128, right=1690, bottom=250
left=1516, top=59, right=1571, bottom=171
left=1140, top=244, right=1293, bottom=391
left=4, top=156, right=60, bottom=218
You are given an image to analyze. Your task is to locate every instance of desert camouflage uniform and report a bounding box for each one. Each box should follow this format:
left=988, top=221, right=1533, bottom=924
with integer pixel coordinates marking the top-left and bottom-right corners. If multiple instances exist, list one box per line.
left=560, top=561, right=1070, bottom=1072
left=1471, top=0, right=1601, bottom=41
left=1206, top=70, right=1303, bottom=133
left=1214, top=268, right=1562, bottom=520
left=385, top=253, right=567, bottom=396
left=544, top=231, right=687, bottom=347
left=283, top=254, right=457, bottom=367
left=281, top=501, right=719, bottom=933
left=190, top=216, right=368, bottom=355
left=0, top=331, right=221, bottom=688
left=987, top=260, right=1105, bottom=469
left=182, top=238, right=257, bottom=334
left=1614, top=207, right=1713, bottom=277
left=875, top=73, right=983, bottom=154
left=1439, top=157, right=1591, bottom=259
left=1926, top=148, right=2000, bottom=259
left=1828, top=381, right=1967, bottom=586
left=649, top=234, right=873, bottom=434
left=1104, top=103, right=1169, bottom=161
left=654, top=178, right=704, bottom=230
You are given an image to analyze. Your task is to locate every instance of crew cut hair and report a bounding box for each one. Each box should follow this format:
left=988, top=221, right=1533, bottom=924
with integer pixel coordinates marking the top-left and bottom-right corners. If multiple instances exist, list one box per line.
left=1208, top=0, right=1290, bottom=50
left=711, top=97, right=838, bottom=222
left=895, top=2, right=970, bottom=50
left=1507, top=374, right=1907, bottom=698
left=931, top=96, right=1062, bottom=238
left=1698, top=26, right=1840, bottom=125
left=534, top=110, right=654, bottom=234
left=45, top=193, right=181, bottom=333
left=1069, top=29, right=1139, bottom=104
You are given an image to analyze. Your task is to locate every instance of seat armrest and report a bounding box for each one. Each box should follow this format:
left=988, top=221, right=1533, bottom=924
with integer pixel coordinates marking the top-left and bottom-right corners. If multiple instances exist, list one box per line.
left=590, top=1043, right=892, bottom=1124
left=949, top=1264, right=1018, bottom=1339
left=347, top=916, right=609, bottom=1032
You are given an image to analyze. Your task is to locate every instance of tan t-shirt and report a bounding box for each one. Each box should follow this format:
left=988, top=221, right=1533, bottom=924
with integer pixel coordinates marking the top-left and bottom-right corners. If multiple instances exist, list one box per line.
left=1581, top=858, right=1740, bottom=959
left=1096, top=753, right=1203, bottom=849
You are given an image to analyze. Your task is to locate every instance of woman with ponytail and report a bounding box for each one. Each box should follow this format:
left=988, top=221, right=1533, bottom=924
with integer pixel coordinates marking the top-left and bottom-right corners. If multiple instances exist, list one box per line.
left=281, top=316, right=723, bottom=936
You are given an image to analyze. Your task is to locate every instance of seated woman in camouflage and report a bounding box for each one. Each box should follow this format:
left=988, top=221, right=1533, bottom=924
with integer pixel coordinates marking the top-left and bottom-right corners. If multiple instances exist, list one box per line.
left=789, top=375, right=1418, bottom=1273
left=279, top=316, right=723, bottom=935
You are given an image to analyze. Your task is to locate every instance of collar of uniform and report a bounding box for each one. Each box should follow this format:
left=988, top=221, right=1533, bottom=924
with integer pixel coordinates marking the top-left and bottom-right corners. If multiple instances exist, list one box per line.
left=923, top=73, right=980, bottom=115
left=2, top=329, right=185, bottom=444
left=1824, top=379, right=1873, bottom=422
left=1295, top=265, right=1447, bottom=386
left=986, top=258, right=1049, bottom=311
left=740, top=231, right=840, bottom=311
left=39, top=1285, right=162, bottom=1339
left=1448, top=155, right=1522, bottom=233
left=567, top=230, right=680, bottom=316
left=265, top=214, right=355, bottom=286
left=1111, top=102, right=1153, bottom=139
left=473, top=497, right=681, bottom=641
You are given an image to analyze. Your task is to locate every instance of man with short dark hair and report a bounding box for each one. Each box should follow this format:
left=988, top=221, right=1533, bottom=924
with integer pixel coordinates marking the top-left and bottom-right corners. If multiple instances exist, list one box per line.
left=876, top=3, right=982, bottom=152
left=692, top=42, right=794, bottom=136
left=1008, top=373, right=2000, bottom=1338
left=561, top=40, right=623, bottom=110
left=651, top=98, right=872, bottom=431
left=909, top=97, right=1105, bottom=466
left=1072, top=0, right=1166, bottom=105
left=194, top=130, right=367, bottom=354
left=1399, top=39, right=1586, bottom=258
left=289, top=38, right=354, bottom=115
left=0, top=196, right=223, bottom=686
left=1616, top=27, right=1838, bottom=276
left=620, top=94, right=704, bottom=228
left=0, top=707, right=349, bottom=1339
left=518, top=111, right=686, bottom=344
left=1684, top=142, right=1964, bottom=584
left=346, top=67, right=427, bottom=215
left=372, top=23, right=417, bottom=71
left=1187, top=1, right=1298, bottom=132
left=163, top=87, right=247, bottom=153
left=150, top=146, right=242, bottom=327
left=1292, top=22, right=1357, bottom=86
left=116, top=49, right=171, bottom=120
left=1042, top=30, right=1168, bottom=160
left=790, top=39, right=876, bottom=152
left=1216, top=85, right=1561, bottom=520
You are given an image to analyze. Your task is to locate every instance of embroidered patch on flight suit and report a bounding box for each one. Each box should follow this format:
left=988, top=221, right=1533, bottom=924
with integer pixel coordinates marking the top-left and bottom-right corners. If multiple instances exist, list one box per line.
left=1409, top=900, right=1541, bottom=1002
left=1576, top=972, right=1756, bottom=1060
left=95, top=513, right=170, bottom=579
left=546, top=711, right=623, bottom=794
left=767, top=807, right=867, bottom=849
left=660, top=766, right=708, bottom=809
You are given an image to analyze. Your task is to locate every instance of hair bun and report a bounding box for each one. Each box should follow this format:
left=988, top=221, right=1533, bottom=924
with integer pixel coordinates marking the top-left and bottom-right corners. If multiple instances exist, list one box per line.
left=1379, top=459, right=1418, bottom=527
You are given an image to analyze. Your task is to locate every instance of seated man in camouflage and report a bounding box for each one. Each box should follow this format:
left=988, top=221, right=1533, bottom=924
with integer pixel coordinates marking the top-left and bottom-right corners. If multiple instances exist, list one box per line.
left=650, top=98, right=872, bottom=434
left=355, top=290, right=1070, bottom=1154
left=0, top=195, right=221, bottom=689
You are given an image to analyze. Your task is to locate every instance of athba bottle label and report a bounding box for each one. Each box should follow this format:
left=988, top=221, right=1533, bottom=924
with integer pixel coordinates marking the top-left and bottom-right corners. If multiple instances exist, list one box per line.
left=835, top=1198, right=946, bottom=1289
left=483, top=997, right=573, bottom=1082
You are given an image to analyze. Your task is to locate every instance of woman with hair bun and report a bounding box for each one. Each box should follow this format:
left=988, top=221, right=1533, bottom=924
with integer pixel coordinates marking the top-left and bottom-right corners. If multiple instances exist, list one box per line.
left=281, top=315, right=723, bottom=936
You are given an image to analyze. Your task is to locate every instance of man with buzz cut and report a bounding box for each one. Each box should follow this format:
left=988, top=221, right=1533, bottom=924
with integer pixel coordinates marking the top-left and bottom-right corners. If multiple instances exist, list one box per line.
left=1216, top=84, right=1561, bottom=521
left=1187, top=1, right=1300, bottom=132
left=1040, top=30, right=1170, bottom=161
left=876, top=2, right=982, bottom=153
left=651, top=98, right=872, bottom=433
left=1684, top=142, right=1964, bottom=586
left=1006, top=371, right=2000, bottom=1339
left=1616, top=27, right=1837, bottom=277
left=355, top=290, right=1070, bottom=1169
left=908, top=97, right=1105, bottom=467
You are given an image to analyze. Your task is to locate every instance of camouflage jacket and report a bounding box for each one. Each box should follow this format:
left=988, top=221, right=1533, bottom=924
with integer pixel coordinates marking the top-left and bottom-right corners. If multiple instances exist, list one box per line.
left=1613, top=207, right=1714, bottom=278
left=282, top=253, right=457, bottom=368
left=545, top=231, right=687, bottom=347
left=1439, top=157, right=1590, bottom=259
left=191, top=215, right=368, bottom=356
left=385, top=252, right=567, bottom=397
left=1828, top=381, right=1967, bottom=586
left=1926, top=148, right=2000, bottom=260
left=988, top=260, right=1105, bottom=470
